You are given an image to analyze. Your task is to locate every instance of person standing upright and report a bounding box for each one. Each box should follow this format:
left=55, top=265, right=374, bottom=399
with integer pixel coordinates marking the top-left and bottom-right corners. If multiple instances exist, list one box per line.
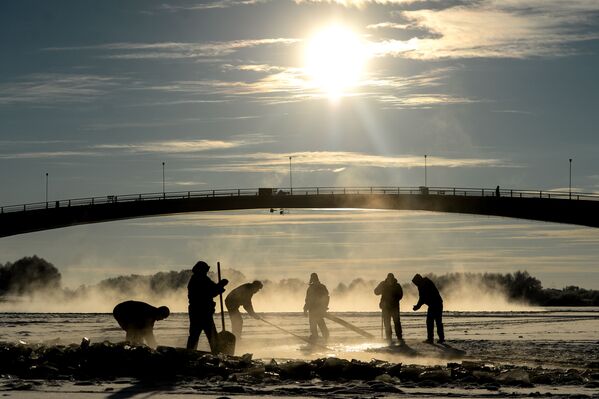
left=412, top=273, right=444, bottom=344
left=225, top=280, right=263, bottom=339
left=303, top=273, right=329, bottom=342
left=186, top=260, right=228, bottom=352
left=374, top=273, right=404, bottom=345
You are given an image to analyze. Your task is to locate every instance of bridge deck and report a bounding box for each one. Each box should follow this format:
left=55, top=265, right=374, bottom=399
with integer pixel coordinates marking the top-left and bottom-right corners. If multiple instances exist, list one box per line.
left=1, top=186, right=598, bottom=238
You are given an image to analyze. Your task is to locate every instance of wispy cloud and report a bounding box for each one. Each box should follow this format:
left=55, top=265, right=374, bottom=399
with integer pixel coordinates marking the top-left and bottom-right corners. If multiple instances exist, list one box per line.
left=401, top=3, right=599, bottom=59
left=93, top=138, right=261, bottom=154
left=46, top=38, right=300, bottom=60
left=156, top=0, right=269, bottom=11
left=369, top=0, right=599, bottom=59
left=0, top=74, right=123, bottom=105
left=189, top=151, right=509, bottom=173
left=142, top=64, right=474, bottom=108
left=0, top=137, right=271, bottom=160
left=295, top=0, right=425, bottom=6
left=301, top=0, right=599, bottom=59
left=377, top=94, right=478, bottom=108
left=491, top=109, right=534, bottom=115
left=366, top=22, right=411, bottom=30
left=0, top=151, right=99, bottom=160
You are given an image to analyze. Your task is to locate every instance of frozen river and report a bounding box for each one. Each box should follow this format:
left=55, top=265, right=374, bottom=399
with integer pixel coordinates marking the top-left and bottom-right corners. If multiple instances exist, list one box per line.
left=1, top=308, right=597, bottom=368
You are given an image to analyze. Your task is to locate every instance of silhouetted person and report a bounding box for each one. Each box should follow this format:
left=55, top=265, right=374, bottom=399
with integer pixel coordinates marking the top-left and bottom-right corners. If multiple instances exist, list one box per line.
left=412, top=274, right=444, bottom=343
left=113, top=300, right=170, bottom=348
left=303, top=273, right=329, bottom=341
left=186, top=261, right=228, bottom=353
left=374, top=273, right=404, bottom=345
left=496, top=185, right=500, bottom=197
left=225, top=280, right=263, bottom=339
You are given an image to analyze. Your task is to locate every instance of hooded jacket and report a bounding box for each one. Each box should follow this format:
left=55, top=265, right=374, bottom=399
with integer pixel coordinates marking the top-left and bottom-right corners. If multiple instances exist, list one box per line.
left=374, top=276, right=403, bottom=310
left=225, top=283, right=259, bottom=316
left=187, top=262, right=226, bottom=313
left=414, top=277, right=443, bottom=308
left=304, top=281, right=329, bottom=312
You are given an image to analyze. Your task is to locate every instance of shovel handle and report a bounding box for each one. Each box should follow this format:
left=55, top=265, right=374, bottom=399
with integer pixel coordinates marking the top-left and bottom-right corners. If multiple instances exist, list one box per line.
left=217, top=261, right=226, bottom=331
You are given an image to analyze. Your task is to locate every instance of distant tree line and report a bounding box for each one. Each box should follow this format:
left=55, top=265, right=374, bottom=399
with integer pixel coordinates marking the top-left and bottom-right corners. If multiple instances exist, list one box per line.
left=0, top=256, right=61, bottom=296
left=0, top=256, right=597, bottom=306
left=422, top=271, right=599, bottom=306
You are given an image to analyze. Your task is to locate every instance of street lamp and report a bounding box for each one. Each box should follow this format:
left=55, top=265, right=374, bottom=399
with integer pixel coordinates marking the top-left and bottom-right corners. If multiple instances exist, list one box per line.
left=45, top=172, right=48, bottom=203
left=424, top=154, right=428, bottom=187
left=289, top=156, right=293, bottom=194
left=162, top=161, right=165, bottom=196
left=569, top=158, right=572, bottom=199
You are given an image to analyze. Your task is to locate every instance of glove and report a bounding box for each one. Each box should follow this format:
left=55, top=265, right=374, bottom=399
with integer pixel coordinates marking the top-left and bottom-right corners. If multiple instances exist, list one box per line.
left=220, top=278, right=229, bottom=286
left=413, top=305, right=420, bottom=311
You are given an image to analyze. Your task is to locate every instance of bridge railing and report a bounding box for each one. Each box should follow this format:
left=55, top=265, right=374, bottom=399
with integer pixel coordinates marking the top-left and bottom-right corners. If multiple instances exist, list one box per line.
left=1, top=186, right=598, bottom=214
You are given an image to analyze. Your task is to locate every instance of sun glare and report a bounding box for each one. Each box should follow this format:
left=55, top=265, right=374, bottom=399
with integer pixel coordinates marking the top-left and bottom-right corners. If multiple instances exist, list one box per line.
left=305, top=25, right=368, bottom=100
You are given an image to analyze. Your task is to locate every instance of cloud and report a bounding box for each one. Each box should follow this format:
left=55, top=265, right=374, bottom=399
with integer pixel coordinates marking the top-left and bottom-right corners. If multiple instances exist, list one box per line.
left=186, top=150, right=509, bottom=173
left=377, top=93, right=478, bottom=108
left=0, top=74, right=123, bottom=105
left=223, top=64, right=287, bottom=73
left=491, top=109, right=534, bottom=115
left=156, top=0, right=269, bottom=11
left=46, top=38, right=300, bottom=60
left=143, top=64, right=473, bottom=108
left=0, top=151, right=99, bottom=160
left=366, top=22, right=411, bottom=30
left=300, top=0, right=599, bottom=59
left=93, top=138, right=259, bottom=154
left=295, top=0, right=425, bottom=6
left=169, top=180, right=208, bottom=187
left=0, top=136, right=271, bottom=160
left=367, top=0, right=599, bottom=59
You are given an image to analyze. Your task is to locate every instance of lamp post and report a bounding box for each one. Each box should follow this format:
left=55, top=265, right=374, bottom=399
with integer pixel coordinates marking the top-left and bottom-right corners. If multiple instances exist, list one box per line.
left=45, top=172, right=48, bottom=203
left=569, top=158, right=572, bottom=200
left=424, top=154, right=428, bottom=187
left=289, top=156, right=293, bottom=194
left=162, top=161, right=165, bottom=196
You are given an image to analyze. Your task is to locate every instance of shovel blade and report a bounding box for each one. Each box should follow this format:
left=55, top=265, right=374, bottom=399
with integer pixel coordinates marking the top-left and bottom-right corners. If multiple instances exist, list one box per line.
left=216, top=331, right=236, bottom=355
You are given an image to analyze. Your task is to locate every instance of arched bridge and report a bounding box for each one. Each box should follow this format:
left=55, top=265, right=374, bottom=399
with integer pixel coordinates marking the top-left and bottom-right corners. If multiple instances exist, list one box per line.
left=1, top=186, right=599, bottom=238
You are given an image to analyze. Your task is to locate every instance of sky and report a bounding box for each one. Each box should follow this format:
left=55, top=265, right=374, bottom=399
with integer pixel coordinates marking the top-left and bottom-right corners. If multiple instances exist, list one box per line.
left=1, top=0, right=599, bottom=289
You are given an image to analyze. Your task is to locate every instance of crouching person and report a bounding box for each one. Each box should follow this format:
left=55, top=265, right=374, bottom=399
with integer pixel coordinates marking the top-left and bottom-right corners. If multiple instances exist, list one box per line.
left=113, top=300, right=170, bottom=348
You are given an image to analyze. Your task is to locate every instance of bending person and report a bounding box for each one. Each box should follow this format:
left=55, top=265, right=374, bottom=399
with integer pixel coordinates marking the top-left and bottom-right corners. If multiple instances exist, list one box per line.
left=374, top=273, right=404, bottom=345
left=225, top=280, right=263, bottom=339
left=303, top=273, right=330, bottom=342
left=412, top=273, right=445, bottom=344
left=186, top=260, right=228, bottom=353
left=113, top=300, right=170, bottom=348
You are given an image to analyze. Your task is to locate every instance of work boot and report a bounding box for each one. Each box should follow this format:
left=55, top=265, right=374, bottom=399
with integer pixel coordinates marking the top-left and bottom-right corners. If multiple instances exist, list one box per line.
left=437, top=339, right=445, bottom=344
left=398, top=338, right=406, bottom=346
left=423, top=338, right=434, bottom=344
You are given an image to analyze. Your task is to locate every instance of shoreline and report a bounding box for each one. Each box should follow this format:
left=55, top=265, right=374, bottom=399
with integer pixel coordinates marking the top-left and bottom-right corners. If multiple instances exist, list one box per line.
left=1, top=341, right=597, bottom=398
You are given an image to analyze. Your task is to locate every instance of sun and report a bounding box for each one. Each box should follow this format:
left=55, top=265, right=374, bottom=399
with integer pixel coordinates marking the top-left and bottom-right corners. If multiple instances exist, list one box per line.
left=304, top=25, right=368, bottom=99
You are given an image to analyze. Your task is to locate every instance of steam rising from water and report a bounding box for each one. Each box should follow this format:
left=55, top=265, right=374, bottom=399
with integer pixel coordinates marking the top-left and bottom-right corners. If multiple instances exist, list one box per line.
left=0, top=269, right=532, bottom=313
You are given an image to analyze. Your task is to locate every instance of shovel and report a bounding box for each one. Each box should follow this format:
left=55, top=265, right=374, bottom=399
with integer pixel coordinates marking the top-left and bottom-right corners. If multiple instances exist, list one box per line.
left=215, top=261, right=236, bottom=355
left=324, top=313, right=375, bottom=339
left=259, top=317, right=332, bottom=351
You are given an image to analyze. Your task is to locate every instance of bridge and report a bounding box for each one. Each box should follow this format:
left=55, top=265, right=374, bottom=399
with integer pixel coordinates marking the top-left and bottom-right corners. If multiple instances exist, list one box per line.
left=1, top=186, right=598, bottom=238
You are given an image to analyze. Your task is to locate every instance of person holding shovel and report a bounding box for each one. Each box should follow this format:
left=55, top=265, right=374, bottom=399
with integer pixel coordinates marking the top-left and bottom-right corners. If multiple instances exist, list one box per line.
left=225, top=280, right=263, bottom=339
left=303, top=273, right=330, bottom=342
left=186, top=260, right=228, bottom=352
